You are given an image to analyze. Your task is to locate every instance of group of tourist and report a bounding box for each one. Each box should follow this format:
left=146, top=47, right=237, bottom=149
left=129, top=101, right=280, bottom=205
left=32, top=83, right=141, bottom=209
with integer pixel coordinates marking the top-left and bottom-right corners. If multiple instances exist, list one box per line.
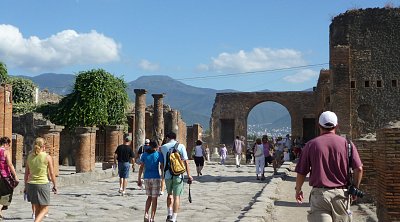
left=114, top=132, right=192, bottom=222
left=0, top=136, right=57, bottom=222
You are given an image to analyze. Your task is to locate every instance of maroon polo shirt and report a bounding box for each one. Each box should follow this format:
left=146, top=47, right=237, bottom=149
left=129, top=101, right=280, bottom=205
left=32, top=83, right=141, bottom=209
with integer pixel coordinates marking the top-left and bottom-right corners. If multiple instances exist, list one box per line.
left=295, top=132, right=363, bottom=188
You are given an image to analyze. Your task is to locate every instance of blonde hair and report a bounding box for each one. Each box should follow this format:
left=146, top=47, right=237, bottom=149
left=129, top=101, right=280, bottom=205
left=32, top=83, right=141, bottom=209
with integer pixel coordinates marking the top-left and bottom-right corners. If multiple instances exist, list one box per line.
left=34, top=137, right=46, bottom=155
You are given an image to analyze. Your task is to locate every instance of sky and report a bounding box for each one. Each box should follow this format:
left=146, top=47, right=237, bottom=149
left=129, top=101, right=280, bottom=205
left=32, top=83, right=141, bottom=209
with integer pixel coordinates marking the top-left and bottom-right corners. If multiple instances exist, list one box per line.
left=1, top=0, right=399, bottom=92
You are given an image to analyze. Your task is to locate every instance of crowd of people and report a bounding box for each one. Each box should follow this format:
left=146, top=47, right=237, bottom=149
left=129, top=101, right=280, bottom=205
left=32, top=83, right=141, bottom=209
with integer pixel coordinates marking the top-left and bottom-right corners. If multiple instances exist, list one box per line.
left=0, top=110, right=364, bottom=222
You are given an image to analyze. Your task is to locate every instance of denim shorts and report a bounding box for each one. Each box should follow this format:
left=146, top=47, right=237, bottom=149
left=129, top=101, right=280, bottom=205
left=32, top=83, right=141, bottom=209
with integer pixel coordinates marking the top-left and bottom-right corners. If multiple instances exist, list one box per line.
left=118, top=162, right=130, bottom=178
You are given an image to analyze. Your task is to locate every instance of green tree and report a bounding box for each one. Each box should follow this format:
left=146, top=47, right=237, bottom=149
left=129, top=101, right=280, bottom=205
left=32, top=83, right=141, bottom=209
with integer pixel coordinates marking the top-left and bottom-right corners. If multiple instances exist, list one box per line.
left=9, top=77, right=36, bottom=103
left=47, top=69, right=129, bottom=128
left=0, top=62, right=9, bottom=83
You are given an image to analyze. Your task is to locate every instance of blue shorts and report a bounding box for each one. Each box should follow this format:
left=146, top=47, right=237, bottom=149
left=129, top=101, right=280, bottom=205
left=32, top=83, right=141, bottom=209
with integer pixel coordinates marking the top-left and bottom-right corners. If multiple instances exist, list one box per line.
left=118, top=162, right=130, bottom=178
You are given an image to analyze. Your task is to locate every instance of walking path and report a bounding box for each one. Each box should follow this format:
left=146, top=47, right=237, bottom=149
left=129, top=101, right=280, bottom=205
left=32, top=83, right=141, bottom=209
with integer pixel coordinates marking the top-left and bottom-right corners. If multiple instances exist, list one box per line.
left=5, top=160, right=377, bottom=221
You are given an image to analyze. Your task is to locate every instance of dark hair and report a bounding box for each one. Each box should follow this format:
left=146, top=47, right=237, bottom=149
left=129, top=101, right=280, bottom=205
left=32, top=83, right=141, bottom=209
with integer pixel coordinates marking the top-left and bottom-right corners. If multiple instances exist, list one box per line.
left=166, top=132, right=177, bottom=140
left=196, top=140, right=202, bottom=145
left=256, top=138, right=262, bottom=144
left=146, top=141, right=159, bottom=154
left=0, top=137, right=11, bottom=146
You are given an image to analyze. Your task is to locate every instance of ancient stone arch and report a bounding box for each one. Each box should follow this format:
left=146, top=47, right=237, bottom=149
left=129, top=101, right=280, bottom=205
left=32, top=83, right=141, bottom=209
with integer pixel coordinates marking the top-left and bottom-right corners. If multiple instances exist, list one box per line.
left=210, top=91, right=318, bottom=147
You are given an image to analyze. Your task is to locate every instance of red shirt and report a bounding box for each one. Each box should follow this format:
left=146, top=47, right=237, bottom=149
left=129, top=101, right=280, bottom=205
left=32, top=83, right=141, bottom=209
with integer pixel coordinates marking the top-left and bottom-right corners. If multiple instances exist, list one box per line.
left=295, top=132, right=363, bottom=188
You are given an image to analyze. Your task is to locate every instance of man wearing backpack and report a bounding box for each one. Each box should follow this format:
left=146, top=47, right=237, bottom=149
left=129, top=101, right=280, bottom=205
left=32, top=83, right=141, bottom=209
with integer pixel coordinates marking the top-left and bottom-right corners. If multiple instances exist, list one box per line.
left=160, top=132, right=193, bottom=222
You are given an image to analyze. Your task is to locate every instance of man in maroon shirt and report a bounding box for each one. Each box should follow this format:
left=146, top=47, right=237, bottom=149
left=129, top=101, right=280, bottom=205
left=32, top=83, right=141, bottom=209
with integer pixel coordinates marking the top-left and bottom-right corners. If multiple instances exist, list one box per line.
left=295, top=111, right=363, bottom=222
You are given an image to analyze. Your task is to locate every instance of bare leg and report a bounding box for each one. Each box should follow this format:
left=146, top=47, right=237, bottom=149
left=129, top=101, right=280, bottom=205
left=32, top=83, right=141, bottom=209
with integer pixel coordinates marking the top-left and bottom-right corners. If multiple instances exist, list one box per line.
left=119, top=178, right=123, bottom=190
left=145, top=196, right=152, bottom=218
left=34, top=204, right=49, bottom=222
left=123, top=178, right=128, bottom=191
left=150, top=197, right=158, bottom=220
left=167, top=194, right=173, bottom=209
left=173, top=195, right=180, bottom=213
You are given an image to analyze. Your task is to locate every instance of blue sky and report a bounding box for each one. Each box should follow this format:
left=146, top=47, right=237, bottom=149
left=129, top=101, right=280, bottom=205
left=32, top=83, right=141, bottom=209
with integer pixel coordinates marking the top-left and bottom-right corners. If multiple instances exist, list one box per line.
left=1, top=0, right=398, bottom=92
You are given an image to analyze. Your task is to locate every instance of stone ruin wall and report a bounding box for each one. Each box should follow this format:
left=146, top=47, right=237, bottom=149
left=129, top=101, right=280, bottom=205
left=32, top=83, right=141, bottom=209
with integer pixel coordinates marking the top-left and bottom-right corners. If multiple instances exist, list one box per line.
left=0, top=84, right=12, bottom=140
left=330, top=8, right=400, bottom=138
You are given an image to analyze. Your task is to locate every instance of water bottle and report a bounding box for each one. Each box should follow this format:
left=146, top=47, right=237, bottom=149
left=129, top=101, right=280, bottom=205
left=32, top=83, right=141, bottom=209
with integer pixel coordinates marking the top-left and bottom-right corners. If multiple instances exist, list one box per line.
left=24, top=192, right=28, bottom=201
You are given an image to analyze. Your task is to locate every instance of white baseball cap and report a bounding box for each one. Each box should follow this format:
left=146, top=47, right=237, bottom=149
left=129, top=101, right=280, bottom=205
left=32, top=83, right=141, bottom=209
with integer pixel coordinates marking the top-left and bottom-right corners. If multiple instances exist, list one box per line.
left=145, top=139, right=150, bottom=144
left=319, top=111, right=338, bottom=129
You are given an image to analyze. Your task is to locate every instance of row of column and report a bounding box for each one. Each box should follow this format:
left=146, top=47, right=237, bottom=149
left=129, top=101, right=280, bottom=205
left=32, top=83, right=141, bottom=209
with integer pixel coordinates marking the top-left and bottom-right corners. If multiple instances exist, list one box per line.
left=12, top=89, right=167, bottom=174
left=134, top=89, right=166, bottom=148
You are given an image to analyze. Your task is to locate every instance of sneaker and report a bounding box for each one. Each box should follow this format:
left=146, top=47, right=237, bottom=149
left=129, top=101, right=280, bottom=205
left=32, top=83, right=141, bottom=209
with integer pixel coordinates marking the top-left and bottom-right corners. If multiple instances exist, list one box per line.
left=166, top=215, right=172, bottom=222
left=118, top=188, right=123, bottom=193
left=122, top=191, right=126, bottom=196
left=32, top=213, right=35, bottom=219
left=45, top=214, right=49, bottom=217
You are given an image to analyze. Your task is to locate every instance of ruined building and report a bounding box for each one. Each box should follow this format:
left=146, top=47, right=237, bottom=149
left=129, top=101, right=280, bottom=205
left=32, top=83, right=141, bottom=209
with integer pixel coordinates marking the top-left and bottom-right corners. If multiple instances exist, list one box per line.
left=210, top=7, right=400, bottom=146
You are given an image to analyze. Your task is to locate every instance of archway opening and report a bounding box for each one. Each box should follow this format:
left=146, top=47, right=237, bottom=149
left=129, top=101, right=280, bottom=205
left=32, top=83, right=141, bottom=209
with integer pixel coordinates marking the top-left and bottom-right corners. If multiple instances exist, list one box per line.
left=247, top=101, right=291, bottom=142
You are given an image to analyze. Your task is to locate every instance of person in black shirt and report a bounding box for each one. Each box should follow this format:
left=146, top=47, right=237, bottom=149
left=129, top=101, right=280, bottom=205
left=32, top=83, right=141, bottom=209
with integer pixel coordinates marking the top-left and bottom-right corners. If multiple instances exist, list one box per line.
left=114, top=135, right=135, bottom=196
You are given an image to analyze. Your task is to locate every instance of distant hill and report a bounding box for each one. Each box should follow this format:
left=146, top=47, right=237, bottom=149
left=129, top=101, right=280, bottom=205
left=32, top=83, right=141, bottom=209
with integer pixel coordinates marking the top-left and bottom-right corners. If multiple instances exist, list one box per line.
left=13, top=73, right=291, bottom=129
left=17, top=73, right=75, bottom=95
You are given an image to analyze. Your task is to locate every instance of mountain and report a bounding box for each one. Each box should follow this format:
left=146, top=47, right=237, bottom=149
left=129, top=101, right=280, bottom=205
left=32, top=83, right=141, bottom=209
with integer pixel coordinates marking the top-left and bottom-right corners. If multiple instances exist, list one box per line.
left=13, top=73, right=291, bottom=130
left=17, top=73, right=75, bottom=95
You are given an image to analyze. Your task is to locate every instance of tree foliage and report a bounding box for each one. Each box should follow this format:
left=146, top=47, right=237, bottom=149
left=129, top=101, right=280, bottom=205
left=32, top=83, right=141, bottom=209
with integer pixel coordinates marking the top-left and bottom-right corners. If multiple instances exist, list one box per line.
left=8, top=77, right=37, bottom=104
left=46, top=69, right=129, bottom=128
left=0, top=62, right=9, bottom=84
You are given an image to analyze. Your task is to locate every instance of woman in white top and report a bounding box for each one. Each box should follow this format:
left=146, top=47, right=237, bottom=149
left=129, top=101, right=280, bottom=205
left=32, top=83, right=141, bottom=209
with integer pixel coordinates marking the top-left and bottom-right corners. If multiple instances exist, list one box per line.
left=253, top=138, right=265, bottom=180
left=193, top=140, right=205, bottom=176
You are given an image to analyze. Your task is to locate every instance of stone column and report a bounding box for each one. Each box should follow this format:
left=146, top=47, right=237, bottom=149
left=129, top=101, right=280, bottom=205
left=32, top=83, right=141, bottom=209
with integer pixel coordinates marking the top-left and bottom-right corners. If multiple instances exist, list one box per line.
left=75, top=127, right=97, bottom=173
left=102, top=125, right=124, bottom=170
left=134, top=89, right=147, bottom=151
left=171, top=109, right=179, bottom=134
left=11, top=134, right=24, bottom=172
left=152, top=93, right=165, bottom=146
left=37, top=125, right=65, bottom=176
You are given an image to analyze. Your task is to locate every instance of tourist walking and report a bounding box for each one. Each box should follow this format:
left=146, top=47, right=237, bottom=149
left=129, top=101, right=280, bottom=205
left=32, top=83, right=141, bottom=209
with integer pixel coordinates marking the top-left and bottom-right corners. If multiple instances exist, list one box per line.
left=136, top=139, right=151, bottom=165
left=233, top=136, right=245, bottom=168
left=160, top=132, right=193, bottom=222
left=114, top=135, right=135, bottom=196
left=295, top=111, right=364, bottom=221
left=219, top=144, right=227, bottom=165
left=24, top=137, right=57, bottom=222
left=0, top=137, right=19, bottom=219
left=253, top=138, right=265, bottom=180
left=204, top=145, right=210, bottom=161
left=137, top=141, right=164, bottom=222
left=193, top=140, right=205, bottom=176
left=261, top=135, right=275, bottom=178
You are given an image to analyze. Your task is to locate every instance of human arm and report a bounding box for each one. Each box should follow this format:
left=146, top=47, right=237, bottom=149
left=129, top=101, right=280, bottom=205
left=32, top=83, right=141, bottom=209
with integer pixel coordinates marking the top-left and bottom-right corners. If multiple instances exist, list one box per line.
left=184, top=159, right=193, bottom=182
left=137, top=163, right=144, bottom=187
left=46, top=155, right=57, bottom=194
left=295, top=173, right=306, bottom=203
left=5, top=150, right=18, bottom=181
left=351, top=166, right=363, bottom=201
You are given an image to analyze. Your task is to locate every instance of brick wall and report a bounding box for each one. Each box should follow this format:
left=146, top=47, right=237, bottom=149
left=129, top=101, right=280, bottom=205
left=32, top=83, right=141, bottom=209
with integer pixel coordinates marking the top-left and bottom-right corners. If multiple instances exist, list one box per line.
left=376, top=122, right=400, bottom=222
left=0, top=84, right=12, bottom=140
left=353, top=137, right=377, bottom=203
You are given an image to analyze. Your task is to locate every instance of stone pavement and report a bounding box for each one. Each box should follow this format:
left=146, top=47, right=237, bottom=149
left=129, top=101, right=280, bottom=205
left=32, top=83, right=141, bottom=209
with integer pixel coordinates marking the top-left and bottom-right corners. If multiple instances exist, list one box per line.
left=4, top=160, right=377, bottom=222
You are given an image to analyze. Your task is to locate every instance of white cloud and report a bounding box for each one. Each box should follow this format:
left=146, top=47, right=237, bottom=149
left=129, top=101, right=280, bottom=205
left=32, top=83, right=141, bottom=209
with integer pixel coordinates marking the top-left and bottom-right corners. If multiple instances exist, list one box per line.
left=138, top=59, right=159, bottom=71
left=203, top=47, right=307, bottom=72
left=0, top=24, right=120, bottom=72
left=283, top=69, right=318, bottom=83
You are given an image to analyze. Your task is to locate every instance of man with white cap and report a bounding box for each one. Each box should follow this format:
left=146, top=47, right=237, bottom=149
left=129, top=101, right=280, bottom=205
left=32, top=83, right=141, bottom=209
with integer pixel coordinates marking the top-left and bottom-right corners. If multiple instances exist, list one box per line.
left=294, top=111, right=363, bottom=222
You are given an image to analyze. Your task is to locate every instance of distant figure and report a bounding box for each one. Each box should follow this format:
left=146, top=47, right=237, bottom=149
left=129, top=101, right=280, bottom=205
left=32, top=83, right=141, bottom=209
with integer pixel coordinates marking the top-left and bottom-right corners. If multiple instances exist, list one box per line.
left=295, top=111, right=364, bottom=221
left=219, top=144, right=227, bottom=165
left=114, top=135, right=135, bottom=196
left=233, top=136, right=245, bottom=168
left=253, top=138, right=265, bottom=180
left=262, top=135, right=274, bottom=178
left=193, top=140, right=205, bottom=176
left=135, top=139, right=151, bottom=165
left=246, top=145, right=254, bottom=164
left=24, top=137, right=57, bottom=222
left=204, top=145, right=210, bottom=162
left=0, top=137, right=19, bottom=219
left=137, top=141, right=164, bottom=222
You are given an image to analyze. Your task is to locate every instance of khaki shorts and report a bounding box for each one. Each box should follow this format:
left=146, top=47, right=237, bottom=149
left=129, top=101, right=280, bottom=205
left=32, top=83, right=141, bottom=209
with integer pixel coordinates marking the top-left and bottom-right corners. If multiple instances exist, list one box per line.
left=165, top=176, right=184, bottom=196
left=308, top=187, right=352, bottom=222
